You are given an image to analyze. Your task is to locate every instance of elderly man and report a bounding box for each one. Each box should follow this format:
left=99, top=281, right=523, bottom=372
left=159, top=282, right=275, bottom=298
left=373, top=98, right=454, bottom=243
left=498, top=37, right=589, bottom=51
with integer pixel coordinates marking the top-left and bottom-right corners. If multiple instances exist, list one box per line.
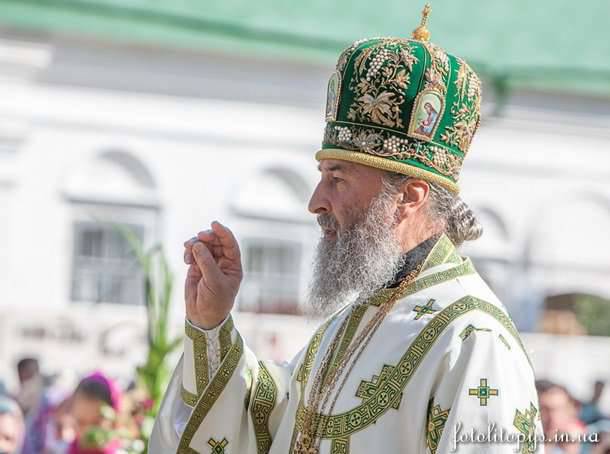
left=151, top=6, right=542, bottom=453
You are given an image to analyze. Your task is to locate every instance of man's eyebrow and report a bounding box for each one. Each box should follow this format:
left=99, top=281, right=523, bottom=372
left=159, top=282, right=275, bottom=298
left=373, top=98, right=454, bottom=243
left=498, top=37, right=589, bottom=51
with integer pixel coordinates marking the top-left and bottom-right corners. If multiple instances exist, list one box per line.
left=317, top=163, right=344, bottom=172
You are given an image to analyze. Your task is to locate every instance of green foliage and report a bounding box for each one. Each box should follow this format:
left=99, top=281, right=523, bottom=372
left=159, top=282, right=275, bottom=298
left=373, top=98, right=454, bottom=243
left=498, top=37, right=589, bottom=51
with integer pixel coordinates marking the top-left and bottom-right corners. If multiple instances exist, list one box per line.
left=116, top=225, right=183, bottom=449
left=574, top=294, right=610, bottom=337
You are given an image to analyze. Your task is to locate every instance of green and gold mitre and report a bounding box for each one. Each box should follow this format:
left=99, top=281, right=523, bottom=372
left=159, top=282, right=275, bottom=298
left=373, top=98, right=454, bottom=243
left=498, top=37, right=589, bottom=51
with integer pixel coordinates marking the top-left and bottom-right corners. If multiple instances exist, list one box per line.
left=317, top=4, right=481, bottom=194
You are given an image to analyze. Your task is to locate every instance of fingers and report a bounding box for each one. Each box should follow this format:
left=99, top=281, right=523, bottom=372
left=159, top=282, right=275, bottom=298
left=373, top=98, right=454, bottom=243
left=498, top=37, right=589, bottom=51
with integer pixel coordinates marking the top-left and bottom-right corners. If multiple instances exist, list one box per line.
left=184, top=264, right=201, bottom=306
left=196, top=229, right=220, bottom=245
left=191, top=241, right=223, bottom=284
left=210, top=221, right=241, bottom=261
left=183, top=221, right=239, bottom=265
left=184, top=234, right=220, bottom=265
left=182, top=236, right=196, bottom=265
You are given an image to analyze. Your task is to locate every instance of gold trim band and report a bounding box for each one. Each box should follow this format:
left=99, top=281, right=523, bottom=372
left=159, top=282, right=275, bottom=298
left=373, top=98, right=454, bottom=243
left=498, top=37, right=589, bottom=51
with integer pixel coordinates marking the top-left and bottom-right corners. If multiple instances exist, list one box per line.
left=315, top=149, right=459, bottom=194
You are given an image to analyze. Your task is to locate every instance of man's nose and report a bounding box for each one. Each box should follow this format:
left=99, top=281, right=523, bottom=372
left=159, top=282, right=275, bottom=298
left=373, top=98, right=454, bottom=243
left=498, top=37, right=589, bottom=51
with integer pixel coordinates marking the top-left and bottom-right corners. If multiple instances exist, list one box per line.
left=308, top=183, right=330, bottom=215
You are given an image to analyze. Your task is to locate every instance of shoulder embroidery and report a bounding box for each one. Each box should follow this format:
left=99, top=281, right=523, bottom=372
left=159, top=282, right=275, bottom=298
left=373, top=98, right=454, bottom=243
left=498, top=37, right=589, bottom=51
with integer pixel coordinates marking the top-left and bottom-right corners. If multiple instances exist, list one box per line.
left=513, top=403, right=538, bottom=454
left=251, top=362, right=278, bottom=454
left=459, top=324, right=491, bottom=341
left=468, top=378, right=499, bottom=406
left=356, top=364, right=401, bottom=410
left=208, top=437, right=228, bottom=454
left=413, top=299, right=439, bottom=320
left=427, top=399, right=450, bottom=454
left=331, top=437, right=350, bottom=454
left=293, top=296, right=528, bottom=439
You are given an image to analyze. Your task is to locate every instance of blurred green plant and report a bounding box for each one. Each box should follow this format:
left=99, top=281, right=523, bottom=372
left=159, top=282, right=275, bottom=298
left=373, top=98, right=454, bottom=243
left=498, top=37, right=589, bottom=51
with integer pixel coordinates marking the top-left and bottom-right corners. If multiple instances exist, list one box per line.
left=574, top=294, right=610, bottom=337
left=116, top=225, right=182, bottom=446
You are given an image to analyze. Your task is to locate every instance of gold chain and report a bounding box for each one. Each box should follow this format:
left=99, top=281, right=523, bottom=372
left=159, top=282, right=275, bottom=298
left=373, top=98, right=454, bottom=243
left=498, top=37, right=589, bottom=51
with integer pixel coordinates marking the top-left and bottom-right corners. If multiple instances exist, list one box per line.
left=294, top=265, right=422, bottom=453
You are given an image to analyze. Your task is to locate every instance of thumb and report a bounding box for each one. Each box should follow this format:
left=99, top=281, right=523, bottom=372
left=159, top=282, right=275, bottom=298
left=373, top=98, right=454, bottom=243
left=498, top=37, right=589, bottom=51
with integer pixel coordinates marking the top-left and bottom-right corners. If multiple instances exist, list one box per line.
left=192, top=241, right=224, bottom=284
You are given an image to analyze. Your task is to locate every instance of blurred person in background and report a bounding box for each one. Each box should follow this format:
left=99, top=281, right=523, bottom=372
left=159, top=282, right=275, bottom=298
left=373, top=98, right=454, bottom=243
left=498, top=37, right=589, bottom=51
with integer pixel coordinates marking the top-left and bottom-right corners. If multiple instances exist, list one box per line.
left=537, top=380, right=586, bottom=454
left=66, top=372, right=122, bottom=454
left=15, top=359, right=42, bottom=418
left=0, top=396, right=25, bottom=454
left=581, top=381, right=607, bottom=425
left=151, top=5, right=543, bottom=453
left=16, top=358, right=53, bottom=454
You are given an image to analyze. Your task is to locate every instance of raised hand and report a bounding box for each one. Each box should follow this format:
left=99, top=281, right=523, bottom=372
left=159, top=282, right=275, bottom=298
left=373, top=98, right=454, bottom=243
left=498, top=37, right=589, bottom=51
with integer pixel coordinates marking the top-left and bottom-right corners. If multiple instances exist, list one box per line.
left=183, top=221, right=243, bottom=329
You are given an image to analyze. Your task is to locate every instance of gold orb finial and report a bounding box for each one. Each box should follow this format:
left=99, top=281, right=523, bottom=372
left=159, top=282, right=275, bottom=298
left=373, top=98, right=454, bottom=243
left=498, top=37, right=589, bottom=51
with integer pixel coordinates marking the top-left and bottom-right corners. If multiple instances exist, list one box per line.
left=412, top=3, right=432, bottom=41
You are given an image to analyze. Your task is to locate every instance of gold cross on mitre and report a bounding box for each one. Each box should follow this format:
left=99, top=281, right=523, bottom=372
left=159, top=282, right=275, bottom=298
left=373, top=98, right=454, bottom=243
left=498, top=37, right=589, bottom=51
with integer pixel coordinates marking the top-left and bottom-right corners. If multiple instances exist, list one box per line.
left=412, top=3, right=432, bottom=41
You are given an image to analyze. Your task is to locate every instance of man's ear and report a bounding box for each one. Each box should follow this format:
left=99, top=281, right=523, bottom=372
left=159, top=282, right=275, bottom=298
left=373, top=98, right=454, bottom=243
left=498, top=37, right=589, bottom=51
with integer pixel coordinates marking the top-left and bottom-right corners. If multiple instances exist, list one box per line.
left=395, top=179, right=430, bottom=220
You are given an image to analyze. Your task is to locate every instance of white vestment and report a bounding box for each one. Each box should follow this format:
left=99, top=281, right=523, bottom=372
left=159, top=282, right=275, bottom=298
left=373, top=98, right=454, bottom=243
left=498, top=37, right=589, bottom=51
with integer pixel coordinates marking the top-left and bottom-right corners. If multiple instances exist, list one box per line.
left=150, top=235, right=543, bottom=454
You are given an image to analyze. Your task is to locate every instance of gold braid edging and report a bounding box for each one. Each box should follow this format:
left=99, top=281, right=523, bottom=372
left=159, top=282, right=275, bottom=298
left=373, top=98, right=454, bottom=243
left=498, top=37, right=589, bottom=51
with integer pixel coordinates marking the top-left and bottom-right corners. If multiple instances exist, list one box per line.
left=185, top=320, right=209, bottom=396
left=293, top=296, right=530, bottom=439
left=177, top=333, right=244, bottom=454
left=251, top=362, right=278, bottom=454
left=421, top=235, right=460, bottom=272
left=326, top=304, right=368, bottom=381
left=219, top=316, right=235, bottom=360
left=368, top=258, right=475, bottom=307
left=181, top=386, right=198, bottom=407
left=315, top=149, right=459, bottom=194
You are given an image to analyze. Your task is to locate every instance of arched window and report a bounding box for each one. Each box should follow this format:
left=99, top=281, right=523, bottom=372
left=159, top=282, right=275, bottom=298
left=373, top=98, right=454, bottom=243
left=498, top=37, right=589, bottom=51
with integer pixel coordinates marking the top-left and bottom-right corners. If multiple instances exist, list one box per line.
left=63, top=149, right=160, bottom=305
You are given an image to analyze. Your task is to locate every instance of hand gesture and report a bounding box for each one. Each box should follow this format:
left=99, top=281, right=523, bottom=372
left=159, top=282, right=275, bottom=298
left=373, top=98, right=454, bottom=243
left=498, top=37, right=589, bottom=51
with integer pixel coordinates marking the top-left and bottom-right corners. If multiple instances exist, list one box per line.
left=183, top=221, right=243, bottom=329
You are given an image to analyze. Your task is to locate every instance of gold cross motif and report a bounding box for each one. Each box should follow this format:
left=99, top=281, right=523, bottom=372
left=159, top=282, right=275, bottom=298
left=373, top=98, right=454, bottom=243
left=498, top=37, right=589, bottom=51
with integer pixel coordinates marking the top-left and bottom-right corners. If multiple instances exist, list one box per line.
left=513, top=403, right=538, bottom=454
left=468, top=378, right=499, bottom=406
left=356, top=364, right=402, bottom=410
left=413, top=299, right=438, bottom=320
left=208, top=437, right=229, bottom=454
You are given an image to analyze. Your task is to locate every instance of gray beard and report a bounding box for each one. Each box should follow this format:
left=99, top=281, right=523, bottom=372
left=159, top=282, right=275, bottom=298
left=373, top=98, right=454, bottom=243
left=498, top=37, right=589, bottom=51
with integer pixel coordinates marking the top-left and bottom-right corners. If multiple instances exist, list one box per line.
left=307, top=189, right=406, bottom=316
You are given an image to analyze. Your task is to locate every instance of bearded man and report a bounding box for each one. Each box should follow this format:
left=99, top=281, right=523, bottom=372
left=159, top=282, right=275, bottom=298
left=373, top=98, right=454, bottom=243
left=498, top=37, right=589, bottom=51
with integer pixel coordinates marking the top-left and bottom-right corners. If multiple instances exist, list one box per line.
left=151, top=6, right=542, bottom=454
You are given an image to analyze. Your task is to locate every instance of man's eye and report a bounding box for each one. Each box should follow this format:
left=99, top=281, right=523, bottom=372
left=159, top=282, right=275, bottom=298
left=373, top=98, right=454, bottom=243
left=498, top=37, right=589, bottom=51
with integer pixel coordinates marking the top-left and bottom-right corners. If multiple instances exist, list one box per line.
left=332, top=177, right=343, bottom=183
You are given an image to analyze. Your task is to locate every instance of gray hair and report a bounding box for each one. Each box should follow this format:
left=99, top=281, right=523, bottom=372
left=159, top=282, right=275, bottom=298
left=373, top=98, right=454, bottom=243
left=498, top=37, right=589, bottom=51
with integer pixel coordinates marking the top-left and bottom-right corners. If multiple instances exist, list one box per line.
left=382, top=173, right=483, bottom=246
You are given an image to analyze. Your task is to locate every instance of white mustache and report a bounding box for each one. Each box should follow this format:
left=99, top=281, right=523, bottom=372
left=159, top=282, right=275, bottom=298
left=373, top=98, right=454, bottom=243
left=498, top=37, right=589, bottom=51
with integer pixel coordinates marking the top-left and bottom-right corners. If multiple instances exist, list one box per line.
left=317, top=213, right=339, bottom=231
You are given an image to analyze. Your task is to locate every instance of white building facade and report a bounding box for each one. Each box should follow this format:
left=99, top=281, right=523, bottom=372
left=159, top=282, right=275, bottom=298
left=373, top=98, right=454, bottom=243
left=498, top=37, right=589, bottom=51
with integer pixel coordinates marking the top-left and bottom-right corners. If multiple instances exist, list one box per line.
left=0, top=34, right=609, bottom=404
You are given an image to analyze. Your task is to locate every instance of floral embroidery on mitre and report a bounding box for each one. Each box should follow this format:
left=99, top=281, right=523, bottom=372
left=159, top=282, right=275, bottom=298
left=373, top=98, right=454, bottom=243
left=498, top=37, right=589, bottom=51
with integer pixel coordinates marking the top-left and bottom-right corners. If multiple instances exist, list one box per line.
left=346, top=40, right=419, bottom=129
left=441, top=57, right=482, bottom=154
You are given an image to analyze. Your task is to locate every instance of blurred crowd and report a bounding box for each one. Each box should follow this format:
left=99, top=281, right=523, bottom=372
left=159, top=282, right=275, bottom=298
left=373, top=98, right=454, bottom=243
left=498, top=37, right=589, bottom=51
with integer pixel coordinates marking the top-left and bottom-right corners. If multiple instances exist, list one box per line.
left=1, top=358, right=153, bottom=454
left=1, top=357, right=609, bottom=453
